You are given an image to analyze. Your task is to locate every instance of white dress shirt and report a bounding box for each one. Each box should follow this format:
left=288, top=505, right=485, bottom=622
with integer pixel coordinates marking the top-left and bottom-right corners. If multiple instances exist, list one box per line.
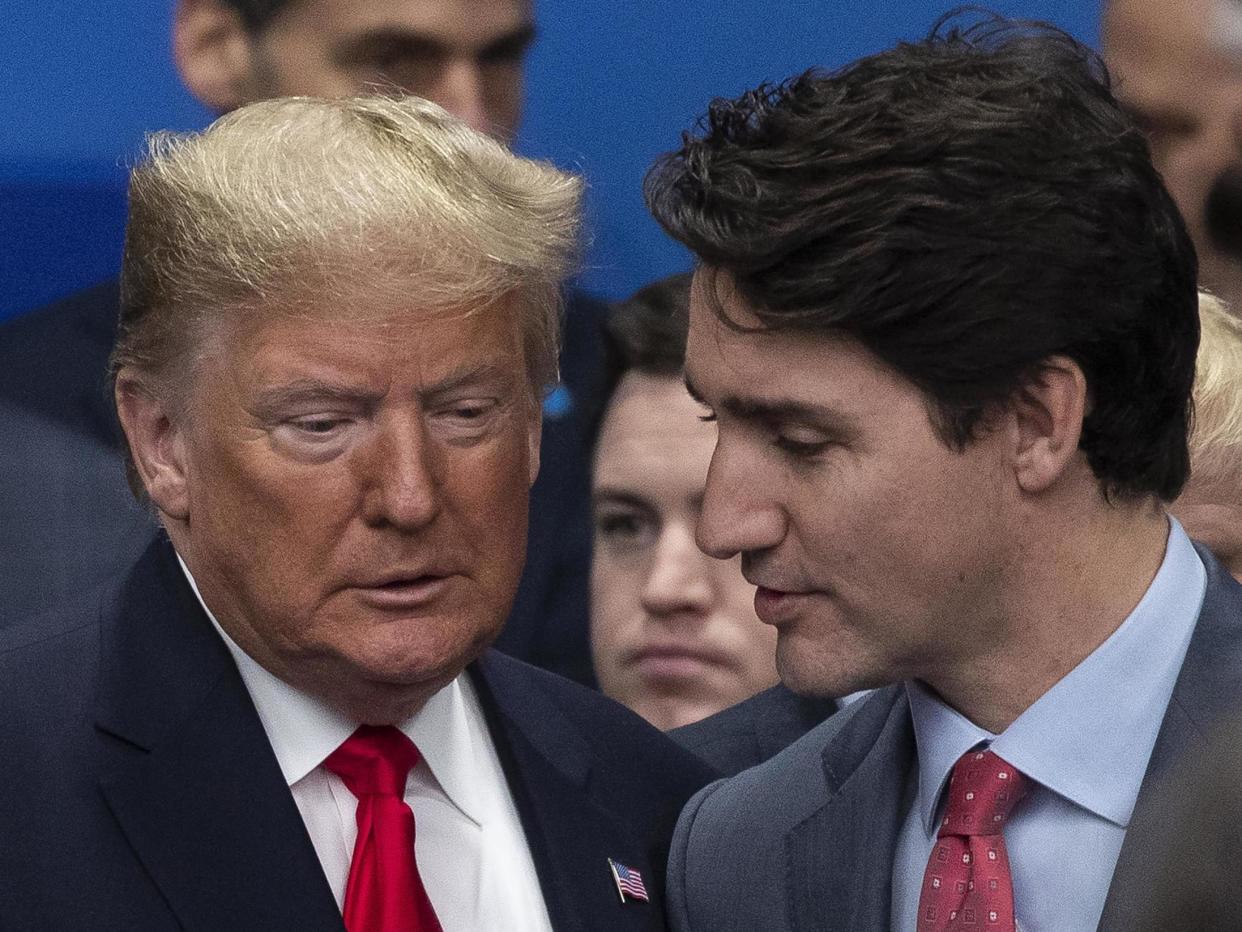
left=178, top=557, right=554, bottom=932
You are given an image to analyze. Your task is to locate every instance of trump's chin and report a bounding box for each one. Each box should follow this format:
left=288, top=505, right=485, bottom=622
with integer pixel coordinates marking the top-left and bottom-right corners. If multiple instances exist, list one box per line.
left=309, top=621, right=502, bottom=724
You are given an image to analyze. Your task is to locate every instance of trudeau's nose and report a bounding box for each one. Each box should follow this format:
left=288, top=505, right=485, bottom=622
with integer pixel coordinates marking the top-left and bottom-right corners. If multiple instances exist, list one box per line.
left=696, top=441, right=786, bottom=560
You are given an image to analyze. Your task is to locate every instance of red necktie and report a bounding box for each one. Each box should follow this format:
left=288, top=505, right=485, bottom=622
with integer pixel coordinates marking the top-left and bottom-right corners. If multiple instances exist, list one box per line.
left=324, top=725, right=444, bottom=932
left=916, top=749, right=1029, bottom=931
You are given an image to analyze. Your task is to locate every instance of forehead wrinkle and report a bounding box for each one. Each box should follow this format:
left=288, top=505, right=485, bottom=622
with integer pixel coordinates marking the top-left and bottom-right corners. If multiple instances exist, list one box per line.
left=252, top=377, right=385, bottom=409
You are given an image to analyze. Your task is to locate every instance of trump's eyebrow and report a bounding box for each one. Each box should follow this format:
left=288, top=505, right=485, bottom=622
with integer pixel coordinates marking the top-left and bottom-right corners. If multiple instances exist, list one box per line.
left=252, top=379, right=383, bottom=414
left=421, top=362, right=518, bottom=399
left=250, top=364, right=517, bottom=413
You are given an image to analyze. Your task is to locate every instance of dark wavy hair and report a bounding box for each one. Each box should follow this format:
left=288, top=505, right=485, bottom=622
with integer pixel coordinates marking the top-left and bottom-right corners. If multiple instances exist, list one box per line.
left=644, top=9, right=1199, bottom=501
left=588, top=272, right=693, bottom=447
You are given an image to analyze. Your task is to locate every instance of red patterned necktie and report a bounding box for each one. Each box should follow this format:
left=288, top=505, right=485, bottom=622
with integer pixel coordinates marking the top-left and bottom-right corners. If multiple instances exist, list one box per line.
left=916, top=749, right=1030, bottom=931
left=324, top=725, right=444, bottom=932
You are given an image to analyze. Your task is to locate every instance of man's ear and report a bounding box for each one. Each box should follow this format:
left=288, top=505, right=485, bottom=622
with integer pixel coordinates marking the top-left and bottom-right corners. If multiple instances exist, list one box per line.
left=1008, top=355, right=1088, bottom=494
left=173, top=0, right=262, bottom=113
left=115, top=372, right=191, bottom=522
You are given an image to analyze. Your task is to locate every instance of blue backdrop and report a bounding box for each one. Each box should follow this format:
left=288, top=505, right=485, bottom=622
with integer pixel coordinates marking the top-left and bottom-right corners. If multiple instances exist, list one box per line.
left=0, top=0, right=1098, bottom=320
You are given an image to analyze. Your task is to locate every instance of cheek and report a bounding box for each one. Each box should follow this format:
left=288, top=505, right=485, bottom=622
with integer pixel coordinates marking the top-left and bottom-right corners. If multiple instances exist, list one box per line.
left=715, top=569, right=777, bottom=670
left=589, top=554, right=642, bottom=647
left=445, top=437, right=531, bottom=531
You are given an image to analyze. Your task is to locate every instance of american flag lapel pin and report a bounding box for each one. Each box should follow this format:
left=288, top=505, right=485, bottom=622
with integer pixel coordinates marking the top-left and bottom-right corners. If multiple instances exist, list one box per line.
left=608, top=858, right=650, bottom=904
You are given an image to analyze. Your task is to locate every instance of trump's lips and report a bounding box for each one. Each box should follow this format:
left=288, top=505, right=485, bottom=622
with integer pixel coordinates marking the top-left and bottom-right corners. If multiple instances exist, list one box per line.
left=350, top=572, right=457, bottom=610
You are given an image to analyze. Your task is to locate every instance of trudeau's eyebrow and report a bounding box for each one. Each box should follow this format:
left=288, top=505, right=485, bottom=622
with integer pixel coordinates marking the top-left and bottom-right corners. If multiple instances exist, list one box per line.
left=684, top=375, right=859, bottom=435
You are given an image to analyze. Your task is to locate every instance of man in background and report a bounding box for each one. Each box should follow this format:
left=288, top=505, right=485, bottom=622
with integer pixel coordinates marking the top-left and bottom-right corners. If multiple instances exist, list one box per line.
left=645, top=13, right=1242, bottom=931
left=0, top=0, right=602, bottom=686
left=1103, top=0, right=1242, bottom=311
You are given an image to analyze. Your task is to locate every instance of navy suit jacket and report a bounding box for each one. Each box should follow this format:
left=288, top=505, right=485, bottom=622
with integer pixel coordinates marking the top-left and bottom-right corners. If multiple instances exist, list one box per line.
left=666, top=547, right=1242, bottom=932
left=670, top=684, right=839, bottom=776
left=0, top=281, right=605, bottom=685
left=0, top=538, right=714, bottom=931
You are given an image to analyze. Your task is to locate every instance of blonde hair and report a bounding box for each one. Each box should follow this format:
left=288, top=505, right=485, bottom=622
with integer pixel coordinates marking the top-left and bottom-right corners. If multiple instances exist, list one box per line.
left=114, top=95, right=581, bottom=410
left=1190, top=291, right=1242, bottom=489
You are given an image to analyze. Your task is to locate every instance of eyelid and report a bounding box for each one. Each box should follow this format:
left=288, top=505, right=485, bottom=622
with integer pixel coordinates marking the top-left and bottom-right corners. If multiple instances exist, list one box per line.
left=775, top=435, right=830, bottom=456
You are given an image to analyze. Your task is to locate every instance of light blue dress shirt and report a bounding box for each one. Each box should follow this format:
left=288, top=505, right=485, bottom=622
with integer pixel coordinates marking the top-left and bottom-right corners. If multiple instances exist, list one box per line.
left=891, top=519, right=1207, bottom=932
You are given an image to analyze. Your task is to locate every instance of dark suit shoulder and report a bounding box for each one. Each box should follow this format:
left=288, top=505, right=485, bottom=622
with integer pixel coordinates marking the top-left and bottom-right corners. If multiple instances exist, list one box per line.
left=0, top=280, right=118, bottom=382
left=0, top=585, right=105, bottom=798
left=0, top=578, right=104, bottom=665
left=670, top=684, right=839, bottom=776
left=477, top=649, right=718, bottom=794
left=0, top=279, right=120, bottom=439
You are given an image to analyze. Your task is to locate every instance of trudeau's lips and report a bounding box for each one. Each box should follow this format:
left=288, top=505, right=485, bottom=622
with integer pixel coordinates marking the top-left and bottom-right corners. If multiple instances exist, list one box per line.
left=753, top=586, right=810, bottom=626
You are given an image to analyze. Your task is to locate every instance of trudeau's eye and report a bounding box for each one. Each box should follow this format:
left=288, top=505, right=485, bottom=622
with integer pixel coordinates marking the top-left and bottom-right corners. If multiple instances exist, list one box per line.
left=773, top=427, right=831, bottom=458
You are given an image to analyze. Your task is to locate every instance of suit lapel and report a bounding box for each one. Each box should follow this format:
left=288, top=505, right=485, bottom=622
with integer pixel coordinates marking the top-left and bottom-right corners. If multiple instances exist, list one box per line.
left=94, top=541, right=342, bottom=931
left=471, top=653, right=664, bottom=932
left=1098, top=550, right=1242, bottom=931
left=786, top=687, right=915, bottom=932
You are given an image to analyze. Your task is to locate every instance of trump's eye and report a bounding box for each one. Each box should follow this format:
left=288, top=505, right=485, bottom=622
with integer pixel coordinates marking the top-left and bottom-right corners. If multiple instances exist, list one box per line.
left=435, top=398, right=500, bottom=427
left=448, top=401, right=493, bottom=420
left=288, top=416, right=350, bottom=436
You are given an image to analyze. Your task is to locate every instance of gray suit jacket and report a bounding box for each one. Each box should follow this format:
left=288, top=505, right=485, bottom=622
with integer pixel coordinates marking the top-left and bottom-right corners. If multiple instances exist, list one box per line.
left=666, top=547, right=1242, bottom=931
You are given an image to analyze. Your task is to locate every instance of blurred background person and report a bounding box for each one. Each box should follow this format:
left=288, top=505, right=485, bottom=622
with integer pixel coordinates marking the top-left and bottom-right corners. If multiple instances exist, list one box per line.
left=589, top=273, right=780, bottom=730
left=1103, top=0, right=1242, bottom=311
left=1171, top=290, right=1242, bottom=578
left=590, top=274, right=841, bottom=759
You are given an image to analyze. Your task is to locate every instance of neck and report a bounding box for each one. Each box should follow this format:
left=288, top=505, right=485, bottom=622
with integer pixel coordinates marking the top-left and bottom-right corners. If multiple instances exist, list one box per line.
left=926, top=497, right=1169, bottom=733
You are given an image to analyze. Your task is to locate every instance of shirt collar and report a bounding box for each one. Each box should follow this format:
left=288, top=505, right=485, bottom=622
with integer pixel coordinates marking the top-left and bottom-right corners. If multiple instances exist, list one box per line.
left=909, top=517, right=1206, bottom=833
left=176, top=554, right=487, bottom=827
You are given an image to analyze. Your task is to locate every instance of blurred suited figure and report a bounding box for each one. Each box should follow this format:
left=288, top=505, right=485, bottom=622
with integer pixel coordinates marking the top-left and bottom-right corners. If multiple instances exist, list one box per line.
left=1171, top=291, right=1242, bottom=578
left=0, top=0, right=604, bottom=688
left=175, top=0, right=533, bottom=139
left=1103, top=0, right=1242, bottom=310
left=589, top=274, right=781, bottom=731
